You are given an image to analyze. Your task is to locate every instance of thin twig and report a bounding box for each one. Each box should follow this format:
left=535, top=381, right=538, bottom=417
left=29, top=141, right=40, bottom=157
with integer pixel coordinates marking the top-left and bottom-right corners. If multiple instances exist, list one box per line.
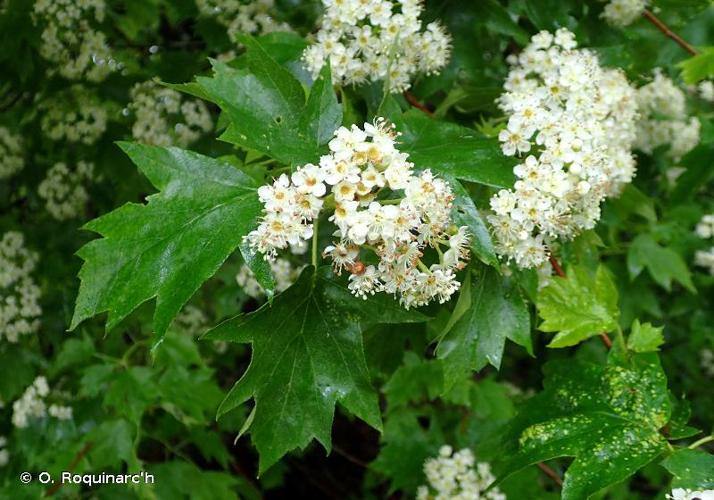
left=332, top=444, right=368, bottom=468
left=404, top=91, right=433, bottom=116
left=45, top=442, right=94, bottom=496
left=688, top=435, right=714, bottom=450
left=537, top=462, right=563, bottom=486
left=642, top=10, right=699, bottom=56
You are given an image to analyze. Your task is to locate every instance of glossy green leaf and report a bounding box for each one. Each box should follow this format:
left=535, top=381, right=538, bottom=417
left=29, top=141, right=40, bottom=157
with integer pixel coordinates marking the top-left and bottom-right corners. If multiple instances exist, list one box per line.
left=437, top=265, right=532, bottom=389
left=196, top=37, right=341, bottom=165
left=537, top=265, right=619, bottom=348
left=392, top=110, right=516, bottom=188
left=627, top=319, right=665, bottom=352
left=661, top=448, right=714, bottom=489
left=203, top=266, right=428, bottom=473
left=497, top=354, right=672, bottom=500
left=627, top=234, right=695, bottom=293
left=70, top=143, right=263, bottom=345
left=449, top=178, right=499, bottom=267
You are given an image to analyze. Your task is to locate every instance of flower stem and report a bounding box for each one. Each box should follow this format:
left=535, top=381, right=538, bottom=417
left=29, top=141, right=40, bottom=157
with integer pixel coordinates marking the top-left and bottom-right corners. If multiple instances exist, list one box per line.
left=417, top=259, right=430, bottom=273
left=312, top=217, right=320, bottom=268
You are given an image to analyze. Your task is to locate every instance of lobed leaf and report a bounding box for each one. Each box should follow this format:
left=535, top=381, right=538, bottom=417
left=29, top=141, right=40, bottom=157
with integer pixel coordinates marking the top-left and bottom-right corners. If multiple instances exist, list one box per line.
left=71, top=143, right=263, bottom=346
left=203, top=266, right=428, bottom=473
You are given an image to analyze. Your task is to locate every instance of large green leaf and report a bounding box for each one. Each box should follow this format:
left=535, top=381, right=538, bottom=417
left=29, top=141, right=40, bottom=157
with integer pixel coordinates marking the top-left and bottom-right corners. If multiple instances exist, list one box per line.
left=385, top=108, right=516, bottom=189
left=70, top=143, right=263, bottom=345
left=537, top=265, right=619, bottom=348
left=437, top=265, right=532, bottom=389
left=627, top=234, right=695, bottom=293
left=661, top=448, right=714, bottom=489
left=203, top=266, right=428, bottom=473
left=196, top=36, right=341, bottom=165
left=498, top=354, right=672, bottom=500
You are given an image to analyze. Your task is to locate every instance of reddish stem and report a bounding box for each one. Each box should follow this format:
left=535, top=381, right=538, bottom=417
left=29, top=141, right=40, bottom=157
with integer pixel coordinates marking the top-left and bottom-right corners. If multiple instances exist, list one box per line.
left=46, top=442, right=93, bottom=496
left=642, top=10, right=699, bottom=56
left=537, top=462, right=564, bottom=486
left=404, top=91, right=433, bottom=116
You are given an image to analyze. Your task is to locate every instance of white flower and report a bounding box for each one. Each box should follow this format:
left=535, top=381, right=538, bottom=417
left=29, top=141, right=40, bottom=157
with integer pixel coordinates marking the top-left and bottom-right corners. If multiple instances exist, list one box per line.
left=698, top=81, right=714, bottom=102
left=38, top=162, right=95, bottom=221
left=418, top=446, right=506, bottom=500
left=129, top=81, right=213, bottom=147
left=41, top=85, right=108, bottom=145
left=0, top=232, right=41, bottom=344
left=236, top=258, right=305, bottom=299
left=600, top=0, right=648, bottom=27
left=667, top=489, right=714, bottom=500
left=245, top=118, right=470, bottom=308
left=693, top=215, right=714, bottom=276
left=196, top=0, right=291, bottom=39
left=0, top=127, right=24, bottom=180
left=490, top=29, right=638, bottom=269
left=302, top=0, right=451, bottom=93
left=635, top=69, right=700, bottom=161
left=33, top=0, right=116, bottom=81
left=0, top=436, right=7, bottom=467
left=12, top=376, right=70, bottom=428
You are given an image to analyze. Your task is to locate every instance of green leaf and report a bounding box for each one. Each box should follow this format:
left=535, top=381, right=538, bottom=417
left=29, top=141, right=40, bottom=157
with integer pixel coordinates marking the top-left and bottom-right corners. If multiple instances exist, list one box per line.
left=149, top=461, right=244, bottom=500
left=196, top=37, right=341, bottom=165
left=662, top=448, right=714, bottom=489
left=70, top=144, right=263, bottom=345
left=627, top=319, right=665, bottom=352
left=437, top=265, right=531, bottom=389
left=87, top=419, right=137, bottom=470
left=498, top=354, right=672, bottom=500
left=389, top=109, right=516, bottom=188
left=627, top=234, right=695, bottom=293
left=383, top=353, right=444, bottom=408
left=202, top=266, right=428, bottom=473
left=371, top=408, right=445, bottom=494
left=537, top=265, right=619, bottom=348
left=678, top=47, right=714, bottom=84
left=449, top=178, right=499, bottom=267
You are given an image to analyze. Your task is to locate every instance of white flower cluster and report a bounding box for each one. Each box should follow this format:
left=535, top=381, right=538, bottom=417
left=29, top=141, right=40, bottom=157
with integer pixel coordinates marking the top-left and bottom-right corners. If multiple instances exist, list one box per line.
left=236, top=258, right=304, bottom=299
left=33, top=0, right=116, bottom=82
left=11, top=376, right=73, bottom=428
left=700, top=348, right=714, bottom=378
left=697, top=81, right=714, bottom=102
left=667, top=488, right=714, bottom=500
left=129, top=81, right=213, bottom=147
left=694, top=214, right=714, bottom=276
left=0, top=127, right=24, bottom=180
left=417, top=446, right=505, bottom=500
left=41, top=86, right=108, bottom=145
left=174, top=305, right=209, bottom=336
left=0, top=232, right=41, bottom=344
left=490, top=29, right=638, bottom=269
left=0, top=436, right=8, bottom=467
left=600, top=0, right=647, bottom=27
left=38, top=161, right=94, bottom=220
left=196, top=0, right=291, bottom=40
left=635, top=69, right=701, bottom=161
left=302, top=0, right=451, bottom=93
left=246, top=118, right=469, bottom=308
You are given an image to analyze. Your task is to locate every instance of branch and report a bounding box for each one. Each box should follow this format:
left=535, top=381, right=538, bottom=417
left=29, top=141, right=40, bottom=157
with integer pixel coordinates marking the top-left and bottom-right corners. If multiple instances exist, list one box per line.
left=404, top=91, right=433, bottom=116
left=537, top=462, right=564, bottom=486
left=642, top=10, right=699, bottom=56
left=45, top=442, right=93, bottom=496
